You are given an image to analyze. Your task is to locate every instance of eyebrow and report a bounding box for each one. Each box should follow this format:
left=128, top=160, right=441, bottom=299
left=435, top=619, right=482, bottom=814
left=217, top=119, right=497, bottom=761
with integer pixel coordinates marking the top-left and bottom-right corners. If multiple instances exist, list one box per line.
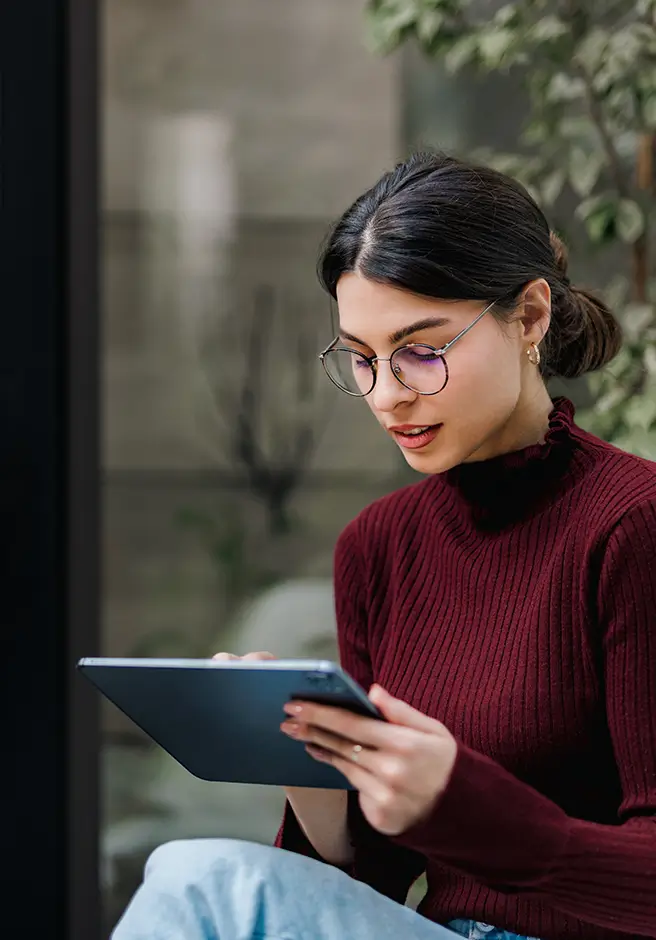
left=339, top=316, right=451, bottom=348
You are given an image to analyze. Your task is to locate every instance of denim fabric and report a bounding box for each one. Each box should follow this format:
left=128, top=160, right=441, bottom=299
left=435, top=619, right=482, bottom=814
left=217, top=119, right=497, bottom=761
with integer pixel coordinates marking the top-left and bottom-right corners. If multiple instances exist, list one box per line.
left=111, top=838, right=538, bottom=940
left=447, top=919, right=539, bottom=940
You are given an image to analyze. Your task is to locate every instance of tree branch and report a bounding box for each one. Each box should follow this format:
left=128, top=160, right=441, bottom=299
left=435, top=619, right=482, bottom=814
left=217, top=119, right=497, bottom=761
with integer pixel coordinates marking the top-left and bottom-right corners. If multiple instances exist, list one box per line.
left=576, top=64, right=631, bottom=199
left=558, top=0, right=631, bottom=197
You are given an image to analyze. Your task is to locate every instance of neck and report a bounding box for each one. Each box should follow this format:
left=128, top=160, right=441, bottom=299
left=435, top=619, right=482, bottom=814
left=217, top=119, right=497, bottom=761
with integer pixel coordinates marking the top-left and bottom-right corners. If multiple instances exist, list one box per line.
left=445, top=396, right=581, bottom=529
left=465, top=382, right=554, bottom=465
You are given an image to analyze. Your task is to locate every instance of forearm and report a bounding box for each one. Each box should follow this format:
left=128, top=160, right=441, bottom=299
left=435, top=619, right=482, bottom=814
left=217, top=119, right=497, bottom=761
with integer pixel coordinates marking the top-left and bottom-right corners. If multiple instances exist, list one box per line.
left=283, top=787, right=353, bottom=866
left=396, top=744, right=656, bottom=936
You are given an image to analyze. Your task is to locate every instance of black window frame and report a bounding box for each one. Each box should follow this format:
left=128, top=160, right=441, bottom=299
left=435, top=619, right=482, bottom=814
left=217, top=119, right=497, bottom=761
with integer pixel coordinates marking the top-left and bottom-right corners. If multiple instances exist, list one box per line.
left=3, top=1, right=101, bottom=936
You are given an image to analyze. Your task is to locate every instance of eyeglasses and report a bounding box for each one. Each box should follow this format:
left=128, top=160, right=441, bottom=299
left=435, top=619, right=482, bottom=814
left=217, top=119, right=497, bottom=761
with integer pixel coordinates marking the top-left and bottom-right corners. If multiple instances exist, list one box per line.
left=319, top=298, right=498, bottom=397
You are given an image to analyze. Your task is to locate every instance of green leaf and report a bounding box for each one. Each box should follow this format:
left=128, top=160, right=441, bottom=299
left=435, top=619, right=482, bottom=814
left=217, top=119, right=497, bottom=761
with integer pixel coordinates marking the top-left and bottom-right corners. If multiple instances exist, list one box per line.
left=478, top=27, right=515, bottom=67
left=365, top=0, right=418, bottom=53
left=588, top=209, right=615, bottom=244
left=622, top=303, right=655, bottom=342
left=624, top=396, right=656, bottom=431
left=494, top=3, right=521, bottom=28
left=530, top=16, right=568, bottom=44
left=484, top=151, right=524, bottom=176
left=444, top=33, right=479, bottom=73
left=595, top=386, right=626, bottom=414
left=576, top=194, right=617, bottom=244
left=636, top=0, right=656, bottom=16
left=568, top=147, right=604, bottom=198
left=559, top=116, right=595, bottom=140
left=613, top=428, right=656, bottom=460
left=604, top=345, right=634, bottom=381
left=576, top=28, right=610, bottom=74
left=645, top=346, right=656, bottom=375
left=605, top=24, right=653, bottom=72
left=546, top=73, right=586, bottom=104
left=416, top=9, right=445, bottom=44
left=523, top=120, right=549, bottom=146
left=614, top=130, right=640, bottom=160
left=616, top=199, right=645, bottom=244
left=540, top=168, right=566, bottom=206
left=604, top=274, right=630, bottom=310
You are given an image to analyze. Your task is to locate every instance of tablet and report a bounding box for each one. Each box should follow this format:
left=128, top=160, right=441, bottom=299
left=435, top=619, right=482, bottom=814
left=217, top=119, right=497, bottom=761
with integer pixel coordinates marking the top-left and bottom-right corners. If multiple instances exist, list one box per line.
left=77, top=657, right=382, bottom=789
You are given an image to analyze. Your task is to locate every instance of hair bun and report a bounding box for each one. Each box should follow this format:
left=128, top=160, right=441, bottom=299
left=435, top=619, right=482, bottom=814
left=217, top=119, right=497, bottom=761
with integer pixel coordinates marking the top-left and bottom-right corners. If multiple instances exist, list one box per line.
left=544, top=231, right=622, bottom=378
left=548, top=284, right=623, bottom=379
left=549, top=231, right=570, bottom=283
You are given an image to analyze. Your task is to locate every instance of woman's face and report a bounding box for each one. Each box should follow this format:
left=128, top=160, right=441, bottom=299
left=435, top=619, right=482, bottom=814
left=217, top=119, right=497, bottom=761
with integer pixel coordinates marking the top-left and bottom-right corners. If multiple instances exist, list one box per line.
left=334, top=273, right=550, bottom=474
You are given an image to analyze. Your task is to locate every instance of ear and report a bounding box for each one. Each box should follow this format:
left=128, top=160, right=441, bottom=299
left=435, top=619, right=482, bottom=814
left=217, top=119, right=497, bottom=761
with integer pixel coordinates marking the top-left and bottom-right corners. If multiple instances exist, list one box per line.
left=518, top=278, right=551, bottom=344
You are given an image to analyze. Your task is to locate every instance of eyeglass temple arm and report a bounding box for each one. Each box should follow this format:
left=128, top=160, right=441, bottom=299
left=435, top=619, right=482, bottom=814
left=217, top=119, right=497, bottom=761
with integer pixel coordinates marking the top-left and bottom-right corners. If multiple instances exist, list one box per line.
left=438, top=298, right=498, bottom=353
left=319, top=337, right=340, bottom=357
left=319, top=298, right=498, bottom=358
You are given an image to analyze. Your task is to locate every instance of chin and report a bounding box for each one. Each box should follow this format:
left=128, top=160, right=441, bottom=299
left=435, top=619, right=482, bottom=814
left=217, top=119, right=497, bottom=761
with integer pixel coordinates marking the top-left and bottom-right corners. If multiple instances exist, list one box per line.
left=401, top=446, right=462, bottom=476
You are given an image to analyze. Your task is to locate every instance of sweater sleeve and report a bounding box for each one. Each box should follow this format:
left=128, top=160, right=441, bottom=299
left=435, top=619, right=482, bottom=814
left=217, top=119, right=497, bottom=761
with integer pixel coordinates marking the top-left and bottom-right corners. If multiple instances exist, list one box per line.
left=274, top=519, right=426, bottom=905
left=393, top=500, right=656, bottom=936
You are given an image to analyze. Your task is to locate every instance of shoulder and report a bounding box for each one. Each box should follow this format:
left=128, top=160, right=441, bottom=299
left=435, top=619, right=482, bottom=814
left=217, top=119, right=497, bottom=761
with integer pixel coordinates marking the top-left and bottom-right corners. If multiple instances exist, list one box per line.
left=570, top=422, right=656, bottom=531
left=335, top=473, right=450, bottom=565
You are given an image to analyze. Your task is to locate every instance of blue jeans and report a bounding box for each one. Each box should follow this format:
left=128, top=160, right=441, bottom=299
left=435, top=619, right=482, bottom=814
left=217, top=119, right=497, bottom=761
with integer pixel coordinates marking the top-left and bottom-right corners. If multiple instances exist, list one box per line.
left=111, top=839, right=536, bottom=940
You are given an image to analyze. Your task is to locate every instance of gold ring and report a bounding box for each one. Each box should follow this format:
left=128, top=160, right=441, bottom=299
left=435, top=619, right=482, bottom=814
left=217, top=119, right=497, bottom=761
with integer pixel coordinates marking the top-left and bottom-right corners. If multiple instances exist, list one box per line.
left=351, top=744, right=363, bottom=762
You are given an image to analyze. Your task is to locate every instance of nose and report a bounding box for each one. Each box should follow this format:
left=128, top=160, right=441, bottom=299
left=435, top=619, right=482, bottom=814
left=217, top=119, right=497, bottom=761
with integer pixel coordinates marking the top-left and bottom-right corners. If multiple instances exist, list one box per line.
left=370, top=359, right=418, bottom=413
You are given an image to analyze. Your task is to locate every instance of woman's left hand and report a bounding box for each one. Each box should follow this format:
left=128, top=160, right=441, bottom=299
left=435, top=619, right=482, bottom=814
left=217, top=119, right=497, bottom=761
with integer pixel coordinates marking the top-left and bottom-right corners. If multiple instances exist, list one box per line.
left=280, top=684, right=458, bottom=837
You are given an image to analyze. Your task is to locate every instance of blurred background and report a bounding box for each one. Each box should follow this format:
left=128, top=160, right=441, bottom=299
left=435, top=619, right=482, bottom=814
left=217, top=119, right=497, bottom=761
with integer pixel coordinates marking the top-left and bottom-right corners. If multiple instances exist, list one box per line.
left=100, top=0, right=654, bottom=933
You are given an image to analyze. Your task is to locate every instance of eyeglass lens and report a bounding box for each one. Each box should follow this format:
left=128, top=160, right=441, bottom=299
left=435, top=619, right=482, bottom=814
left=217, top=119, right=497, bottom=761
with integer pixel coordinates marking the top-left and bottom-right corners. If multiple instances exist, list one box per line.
left=323, top=345, right=447, bottom=396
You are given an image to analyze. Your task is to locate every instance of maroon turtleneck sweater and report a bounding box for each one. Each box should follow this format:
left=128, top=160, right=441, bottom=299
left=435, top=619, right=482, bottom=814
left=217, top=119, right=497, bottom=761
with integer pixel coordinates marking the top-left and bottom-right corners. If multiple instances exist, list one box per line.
left=275, top=398, right=656, bottom=939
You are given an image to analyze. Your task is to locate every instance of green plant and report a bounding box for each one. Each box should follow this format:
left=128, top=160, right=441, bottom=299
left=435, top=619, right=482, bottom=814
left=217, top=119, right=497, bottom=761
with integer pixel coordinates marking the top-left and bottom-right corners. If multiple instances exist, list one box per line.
left=365, top=0, right=656, bottom=455
left=579, top=275, right=656, bottom=457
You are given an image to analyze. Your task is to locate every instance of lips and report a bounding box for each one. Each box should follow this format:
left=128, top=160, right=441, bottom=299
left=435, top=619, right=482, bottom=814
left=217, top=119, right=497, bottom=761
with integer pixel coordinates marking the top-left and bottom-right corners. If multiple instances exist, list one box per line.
left=392, top=425, right=433, bottom=436
left=388, top=424, right=442, bottom=450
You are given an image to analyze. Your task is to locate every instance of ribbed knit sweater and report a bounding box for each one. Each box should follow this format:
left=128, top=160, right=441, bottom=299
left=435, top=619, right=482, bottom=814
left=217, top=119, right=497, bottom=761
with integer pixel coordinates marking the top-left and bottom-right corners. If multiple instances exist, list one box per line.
left=275, top=398, right=656, bottom=939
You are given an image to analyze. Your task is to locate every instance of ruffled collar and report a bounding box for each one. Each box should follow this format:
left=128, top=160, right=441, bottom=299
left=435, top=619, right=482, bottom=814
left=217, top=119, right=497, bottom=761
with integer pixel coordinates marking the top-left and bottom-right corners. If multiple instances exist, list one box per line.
left=443, top=397, right=580, bottom=529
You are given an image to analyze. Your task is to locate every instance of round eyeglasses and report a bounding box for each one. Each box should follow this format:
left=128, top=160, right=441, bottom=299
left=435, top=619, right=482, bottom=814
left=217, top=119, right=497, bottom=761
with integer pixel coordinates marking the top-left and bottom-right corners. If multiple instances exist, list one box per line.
left=319, top=299, right=497, bottom=397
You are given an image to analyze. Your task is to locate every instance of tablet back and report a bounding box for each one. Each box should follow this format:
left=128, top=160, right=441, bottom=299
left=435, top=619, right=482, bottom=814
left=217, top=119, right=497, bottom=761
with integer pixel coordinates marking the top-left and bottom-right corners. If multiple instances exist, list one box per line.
left=78, top=658, right=374, bottom=788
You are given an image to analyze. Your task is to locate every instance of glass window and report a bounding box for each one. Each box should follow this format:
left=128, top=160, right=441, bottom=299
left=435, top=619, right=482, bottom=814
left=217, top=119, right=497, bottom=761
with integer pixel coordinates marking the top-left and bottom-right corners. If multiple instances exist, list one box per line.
left=101, top=1, right=406, bottom=930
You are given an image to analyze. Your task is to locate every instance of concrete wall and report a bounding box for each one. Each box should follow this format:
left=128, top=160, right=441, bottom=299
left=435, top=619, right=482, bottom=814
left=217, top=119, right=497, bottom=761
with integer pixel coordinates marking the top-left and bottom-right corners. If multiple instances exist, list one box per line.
left=104, top=0, right=400, bottom=219
left=102, top=0, right=403, bottom=477
left=101, top=0, right=408, bottom=667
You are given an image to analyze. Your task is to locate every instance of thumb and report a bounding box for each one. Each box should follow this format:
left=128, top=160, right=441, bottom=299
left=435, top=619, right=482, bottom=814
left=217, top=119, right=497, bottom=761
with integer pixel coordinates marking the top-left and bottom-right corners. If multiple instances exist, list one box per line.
left=369, top=684, right=443, bottom=733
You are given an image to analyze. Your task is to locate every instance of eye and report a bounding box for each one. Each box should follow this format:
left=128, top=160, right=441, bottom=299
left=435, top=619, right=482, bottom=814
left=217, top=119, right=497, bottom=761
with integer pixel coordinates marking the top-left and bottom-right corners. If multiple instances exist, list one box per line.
left=406, top=347, right=440, bottom=362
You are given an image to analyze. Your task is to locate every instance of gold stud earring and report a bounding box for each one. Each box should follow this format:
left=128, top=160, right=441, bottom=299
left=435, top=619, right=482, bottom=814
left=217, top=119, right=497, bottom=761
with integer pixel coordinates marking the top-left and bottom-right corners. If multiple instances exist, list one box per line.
left=527, top=342, right=541, bottom=366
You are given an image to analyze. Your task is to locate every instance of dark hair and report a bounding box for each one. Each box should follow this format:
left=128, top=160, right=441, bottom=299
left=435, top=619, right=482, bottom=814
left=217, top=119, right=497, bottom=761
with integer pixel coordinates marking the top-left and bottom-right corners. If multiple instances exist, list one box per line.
left=318, top=152, right=622, bottom=379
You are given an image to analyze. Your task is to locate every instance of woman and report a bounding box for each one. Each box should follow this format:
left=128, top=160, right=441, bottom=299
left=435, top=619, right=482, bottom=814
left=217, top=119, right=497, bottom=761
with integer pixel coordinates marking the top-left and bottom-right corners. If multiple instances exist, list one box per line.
left=113, top=153, right=656, bottom=940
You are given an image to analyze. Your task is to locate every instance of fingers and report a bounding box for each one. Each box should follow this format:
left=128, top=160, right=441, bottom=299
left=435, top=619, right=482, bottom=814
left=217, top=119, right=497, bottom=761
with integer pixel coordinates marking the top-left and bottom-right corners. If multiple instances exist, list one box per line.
left=283, top=720, right=411, bottom=797
left=369, top=685, right=445, bottom=734
left=283, top=700, right=418, bottom=751
left=212, top=651, right=277, bottom=661
left=282, top=719, right=376, bottom=766
left=305, top=743, right=385, bottom=796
